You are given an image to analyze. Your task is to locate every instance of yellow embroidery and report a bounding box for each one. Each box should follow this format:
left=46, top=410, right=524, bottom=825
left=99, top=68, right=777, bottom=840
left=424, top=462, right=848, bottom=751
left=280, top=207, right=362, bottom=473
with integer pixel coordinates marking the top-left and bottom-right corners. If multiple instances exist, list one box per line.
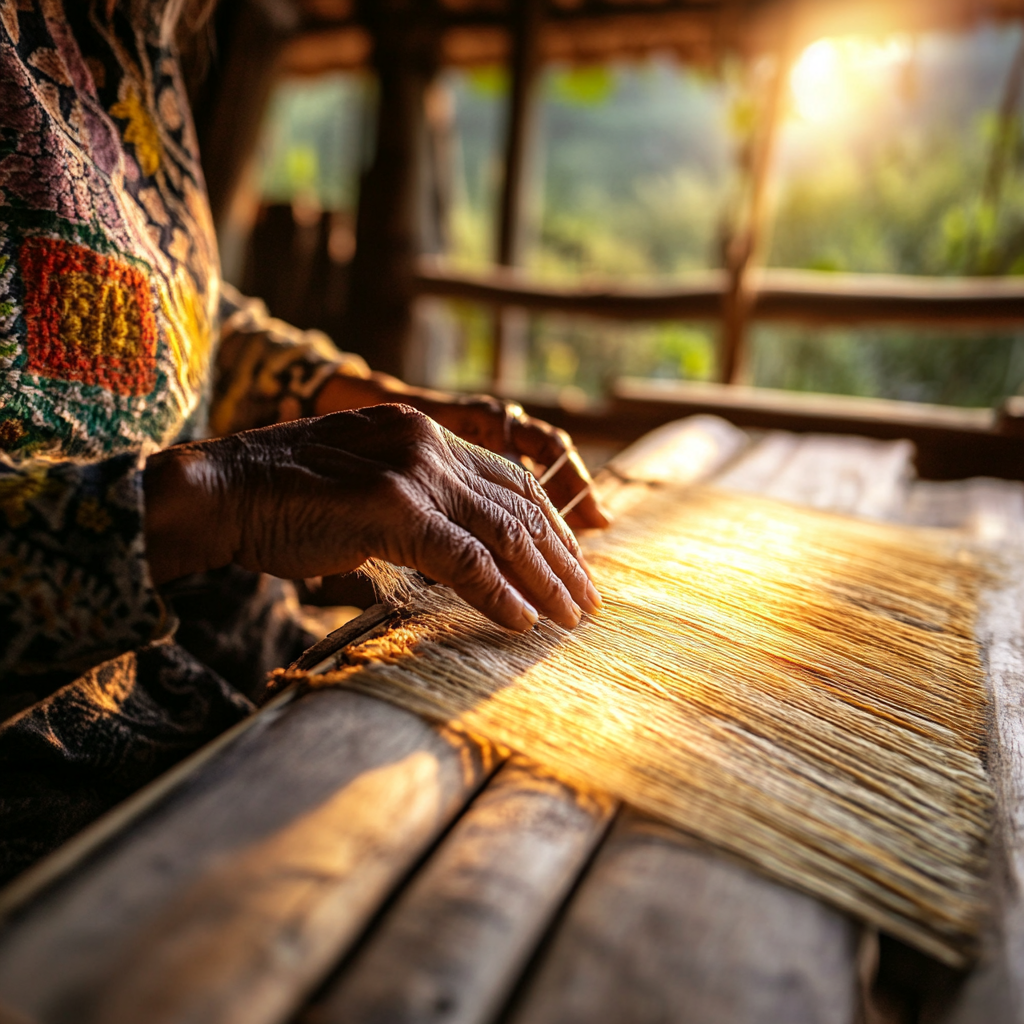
left=0, top=419, right=26, bottom=449
left=158, top=268, right=213, bottom=395
left=75, top=497, right=112, bottom=534
left=58, top=271, right=146, bottom=359
left=0, top=467, right=63, bottom=528
left=110, top=86, right=161, bottom=176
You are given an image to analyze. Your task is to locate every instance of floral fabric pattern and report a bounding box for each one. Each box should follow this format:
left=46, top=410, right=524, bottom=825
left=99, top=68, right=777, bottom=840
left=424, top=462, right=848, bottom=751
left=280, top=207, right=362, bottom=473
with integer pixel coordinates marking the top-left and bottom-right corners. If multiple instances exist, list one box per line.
left=0, top=0, right=359, bottom=881
left=0, top=448, right=166, bottom=681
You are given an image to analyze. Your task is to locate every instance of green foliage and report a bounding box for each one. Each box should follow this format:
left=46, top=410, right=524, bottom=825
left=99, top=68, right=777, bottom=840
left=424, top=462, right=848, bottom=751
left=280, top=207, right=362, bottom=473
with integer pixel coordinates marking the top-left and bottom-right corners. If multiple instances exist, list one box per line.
left=752, top=325, right=1024, bottom=407
left=548, top=67, right=615, bottom=106
left=257, top=73, right=367, bottom=210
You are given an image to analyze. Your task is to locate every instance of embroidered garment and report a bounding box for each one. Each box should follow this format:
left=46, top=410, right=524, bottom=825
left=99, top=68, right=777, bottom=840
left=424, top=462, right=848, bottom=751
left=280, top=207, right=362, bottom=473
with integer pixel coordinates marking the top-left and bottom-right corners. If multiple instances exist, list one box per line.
left=0, top=0, right=365, bottom=880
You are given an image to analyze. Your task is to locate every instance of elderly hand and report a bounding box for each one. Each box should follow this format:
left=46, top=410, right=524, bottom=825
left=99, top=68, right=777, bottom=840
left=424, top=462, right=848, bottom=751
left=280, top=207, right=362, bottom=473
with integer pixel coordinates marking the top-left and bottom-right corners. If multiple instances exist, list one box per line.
left=313, top=374, right=611, bottom=530
left=144, top=405, right=601, bottom=631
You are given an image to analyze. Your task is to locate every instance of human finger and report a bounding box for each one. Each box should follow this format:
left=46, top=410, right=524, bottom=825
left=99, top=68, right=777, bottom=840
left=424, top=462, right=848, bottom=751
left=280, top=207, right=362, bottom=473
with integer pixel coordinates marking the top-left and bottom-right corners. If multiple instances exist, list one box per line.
left=410, top=513, right=540, bottom=631
left=509, top=416, right=611, bottom=529
left=447, top=484, right=586, bottom=629
left=456, top=444, right=593, bottom=577
left=466, top=478, right=599, bottom=616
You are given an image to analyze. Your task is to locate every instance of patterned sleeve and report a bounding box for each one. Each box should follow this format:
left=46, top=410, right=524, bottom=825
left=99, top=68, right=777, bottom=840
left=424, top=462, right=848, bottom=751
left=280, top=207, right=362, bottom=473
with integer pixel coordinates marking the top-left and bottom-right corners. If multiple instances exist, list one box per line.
left=0, top=450, right=168, bottom=680
left=209, top=283, right=370, bottom=436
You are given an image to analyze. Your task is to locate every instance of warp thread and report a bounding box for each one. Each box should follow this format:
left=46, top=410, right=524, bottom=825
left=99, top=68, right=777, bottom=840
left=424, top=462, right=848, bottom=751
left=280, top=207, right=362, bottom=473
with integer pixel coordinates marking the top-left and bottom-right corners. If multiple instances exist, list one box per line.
left=308, top=485, right=995, bottom=966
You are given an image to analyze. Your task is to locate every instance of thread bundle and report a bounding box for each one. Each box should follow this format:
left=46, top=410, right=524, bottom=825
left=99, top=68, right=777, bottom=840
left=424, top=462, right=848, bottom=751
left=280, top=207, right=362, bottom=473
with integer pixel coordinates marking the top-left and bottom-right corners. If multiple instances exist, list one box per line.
left=313, top=486, right=993, bottom=965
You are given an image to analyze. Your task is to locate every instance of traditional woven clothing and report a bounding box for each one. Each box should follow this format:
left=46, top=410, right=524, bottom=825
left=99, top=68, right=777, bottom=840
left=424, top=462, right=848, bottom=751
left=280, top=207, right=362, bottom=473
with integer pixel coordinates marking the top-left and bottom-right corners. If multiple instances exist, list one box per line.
left=0, top=0, right=363, bottom=881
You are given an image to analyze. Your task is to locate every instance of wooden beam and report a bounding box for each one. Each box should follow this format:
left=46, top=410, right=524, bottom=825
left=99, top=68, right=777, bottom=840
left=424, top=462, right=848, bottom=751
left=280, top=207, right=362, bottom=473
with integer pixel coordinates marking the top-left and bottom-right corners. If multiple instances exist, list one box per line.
left=342, top=3, right=439, bottom=376
left=415, top=263, right=1024, bottom=327
left=198, top=0, right=299, bottom=233
left=505, top=381, right=1024, bottom=481
left=752, top=269, right=1024, bottom=327
left=417, top=263, right=728, bottom=320
left=491, top=0, right=544, bottom=390
left=720, top=15, right=795, bottom=385
left=0, top=691, right=499, bottom=1024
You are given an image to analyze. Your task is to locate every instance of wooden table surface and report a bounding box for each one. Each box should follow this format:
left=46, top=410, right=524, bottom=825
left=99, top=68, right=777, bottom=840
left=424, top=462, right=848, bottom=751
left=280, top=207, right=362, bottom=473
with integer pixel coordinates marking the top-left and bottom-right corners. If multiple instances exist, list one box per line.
left=0, top=416, right=1021, bottom=1024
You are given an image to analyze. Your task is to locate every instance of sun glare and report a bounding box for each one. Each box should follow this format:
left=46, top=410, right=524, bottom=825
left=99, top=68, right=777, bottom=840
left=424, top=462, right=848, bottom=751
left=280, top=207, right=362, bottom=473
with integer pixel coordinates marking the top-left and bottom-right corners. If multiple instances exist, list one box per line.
left=790, top=36, right=910, bottom=124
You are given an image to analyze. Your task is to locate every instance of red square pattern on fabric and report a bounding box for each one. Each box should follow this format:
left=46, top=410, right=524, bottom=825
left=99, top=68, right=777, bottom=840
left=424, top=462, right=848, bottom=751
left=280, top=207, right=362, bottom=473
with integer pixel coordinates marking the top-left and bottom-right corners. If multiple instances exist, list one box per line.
left=19, top=237, right=157, bottom=396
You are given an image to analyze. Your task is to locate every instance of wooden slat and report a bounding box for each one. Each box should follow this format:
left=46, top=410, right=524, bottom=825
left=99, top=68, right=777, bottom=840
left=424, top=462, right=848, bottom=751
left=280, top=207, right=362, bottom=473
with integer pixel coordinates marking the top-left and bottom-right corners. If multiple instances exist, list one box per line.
left=501, top=430, right=914, bottom=1024
left=300, top=414, right=747, bottom=1024
left=913, top=477, right=1024, bottom=1023
left=716, top=432, right=914, bottom=521
left=303, top=759, right=615, bottom=1024
left=0, top=692, right=497, bottom=1024
left=506, top=813, right=861, bottom=1024
left=415, top=264, right=1024, bottom=328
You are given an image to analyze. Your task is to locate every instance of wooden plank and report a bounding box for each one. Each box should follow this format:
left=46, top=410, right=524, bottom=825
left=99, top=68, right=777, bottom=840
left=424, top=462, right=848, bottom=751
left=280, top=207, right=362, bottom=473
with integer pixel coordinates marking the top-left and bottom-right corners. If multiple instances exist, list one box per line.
left=303, top=759, right=615, bottom=1024
left=594, top=414, right=748, bottom=520
left=607, top=381, right=1022, bottom=483
left=915, top=477, right=1024, bottom=1023
left=506, top=813, right=861, bottom=1024
left=501, top=430, right=909, bottom=1024
left=0, top=691, right=498, bottom=1024
left=715, top=432, right=914, bottom=521
left=414, top=263, right=1024, bottom=328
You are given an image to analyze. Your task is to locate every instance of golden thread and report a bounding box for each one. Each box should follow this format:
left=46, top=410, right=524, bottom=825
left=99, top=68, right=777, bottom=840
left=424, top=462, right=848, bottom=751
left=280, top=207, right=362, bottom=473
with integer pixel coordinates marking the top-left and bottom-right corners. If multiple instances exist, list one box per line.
left=313, top=486, right=994, bottom=967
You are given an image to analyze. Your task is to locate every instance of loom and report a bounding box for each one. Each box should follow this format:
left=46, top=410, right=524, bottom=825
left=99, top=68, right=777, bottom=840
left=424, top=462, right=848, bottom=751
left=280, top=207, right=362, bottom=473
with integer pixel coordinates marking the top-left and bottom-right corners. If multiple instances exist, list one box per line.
left=301, top=484, right=993, bottom=967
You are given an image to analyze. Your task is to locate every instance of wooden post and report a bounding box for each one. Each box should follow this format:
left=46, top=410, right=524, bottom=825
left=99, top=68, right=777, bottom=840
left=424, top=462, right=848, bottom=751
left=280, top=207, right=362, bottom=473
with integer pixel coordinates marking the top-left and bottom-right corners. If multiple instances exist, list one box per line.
left=720, top=21, right=795, bottom=385
left=491, top=0, right=544, bottom=390
left=343, top=2, right=439, bottom=377
left=194, top=0, right=298, bottom=235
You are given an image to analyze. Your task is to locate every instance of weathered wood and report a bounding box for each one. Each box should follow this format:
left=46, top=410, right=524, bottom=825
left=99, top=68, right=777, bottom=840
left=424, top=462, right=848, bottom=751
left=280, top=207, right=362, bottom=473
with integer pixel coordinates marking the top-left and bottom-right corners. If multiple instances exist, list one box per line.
left=916, top=477, right=1024, bottom=1023
left=284, top=2, right=1024, bottom=76
left=500, top=430, right=912, bottom=1024
left=0, top=685, right=298, bottom=923
left=342, top=3, right=438, bottom=376
left=0, top=692, right=498, bottom=1024
left=303, top=759, right=615, bottom=1024
left=606, top=381, right=1024, bottom=482
left=594, top=413, right=748, bottom=519
left=715, top=431, right=914, bottom=521
left=603, top=413, right=747, bottom=485
left=490, top=0, right=543, bottom=389
left=414, top=264, right=1024, bottom=328
left=506, top=813, right=861, bottom=1024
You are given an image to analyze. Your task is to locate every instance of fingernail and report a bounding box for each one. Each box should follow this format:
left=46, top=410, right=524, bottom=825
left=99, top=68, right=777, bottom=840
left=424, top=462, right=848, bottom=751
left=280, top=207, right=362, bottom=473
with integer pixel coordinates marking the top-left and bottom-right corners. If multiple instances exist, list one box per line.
left=568, top=602, right=582, bottom=626
left=585, top=580, right=603, bottom=611
left=520, top=599, right=539, bottom=628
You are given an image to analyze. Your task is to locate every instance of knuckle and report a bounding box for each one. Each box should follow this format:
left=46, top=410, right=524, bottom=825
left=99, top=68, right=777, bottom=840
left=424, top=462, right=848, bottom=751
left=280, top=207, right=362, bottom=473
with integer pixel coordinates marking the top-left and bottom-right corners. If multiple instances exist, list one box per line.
left=497, top=515, right=529, bottom=556
left=521, top=503, right=547, bottom=539
left=449, top=536, right=492, bottom=583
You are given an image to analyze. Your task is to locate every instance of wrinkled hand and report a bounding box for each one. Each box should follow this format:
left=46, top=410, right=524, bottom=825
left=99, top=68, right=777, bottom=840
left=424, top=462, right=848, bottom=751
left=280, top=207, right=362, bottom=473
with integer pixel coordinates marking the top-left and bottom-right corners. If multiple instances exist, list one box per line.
left=144, top=405, right=601, bottom=631
left=425, top=396, right=611, bottom=530
left=313, top=374, right=611, bottom=530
